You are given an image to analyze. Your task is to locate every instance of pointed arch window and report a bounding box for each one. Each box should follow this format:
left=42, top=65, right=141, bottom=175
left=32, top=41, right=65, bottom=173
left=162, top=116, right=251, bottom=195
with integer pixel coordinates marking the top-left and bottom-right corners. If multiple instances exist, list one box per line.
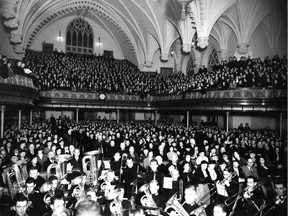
left=66, top=18, right=94, bottom=54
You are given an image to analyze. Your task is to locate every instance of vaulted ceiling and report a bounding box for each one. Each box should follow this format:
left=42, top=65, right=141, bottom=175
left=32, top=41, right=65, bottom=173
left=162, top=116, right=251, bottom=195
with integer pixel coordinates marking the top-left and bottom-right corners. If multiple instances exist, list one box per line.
left=0, top=0, right=286, bottom=66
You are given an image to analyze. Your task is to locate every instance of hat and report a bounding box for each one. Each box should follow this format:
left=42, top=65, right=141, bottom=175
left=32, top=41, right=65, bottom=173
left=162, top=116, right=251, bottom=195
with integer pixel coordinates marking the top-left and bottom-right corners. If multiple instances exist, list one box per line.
left=201, top=160, right=208, bottom=165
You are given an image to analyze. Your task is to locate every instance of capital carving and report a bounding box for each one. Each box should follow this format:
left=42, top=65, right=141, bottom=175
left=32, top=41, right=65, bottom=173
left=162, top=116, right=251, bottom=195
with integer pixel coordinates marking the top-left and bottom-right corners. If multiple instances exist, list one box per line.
left=197, top=37, right=209, bottom=49
left=237, top=43, right=249, bottom=54
left=0, top=105, right=6, bottom=112
left=145, top=61, right=153, bottom=67
left=182, top=44, right=192, bottom=53
left=4, top=18, right=19, bottom=28
left=13, top=45, right=24, bottom=54
left=0, top=0, right=18, bottom=19
left=0, top=8, right=16, bottom=19
left=160, top=53, right=169, bottom=62
left=10, top=33, right=22, bottom=44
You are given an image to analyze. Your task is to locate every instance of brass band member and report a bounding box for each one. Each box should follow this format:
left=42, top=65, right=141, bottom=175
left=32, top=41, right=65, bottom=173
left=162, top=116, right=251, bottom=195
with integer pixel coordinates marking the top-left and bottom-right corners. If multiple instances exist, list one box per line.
left=42, top=195, right=71, bottom=216
left=9, top=193, right=34, bottom=216
left=149, top=180, right=165, bottom=209
left=233, top=176, right=264, bottom=216
left=261, top=179, right=287, bottom=216
left=212, top=204, right=227, bottom=216
left=182, top=185, right=207, bottom=216
left=215, top=168, right=238, bottom=204
left=104, top=185, right=131, bottom=216
left=28, top=166, right=45, bottom=191
left=25, top=177, right=45, bottom=215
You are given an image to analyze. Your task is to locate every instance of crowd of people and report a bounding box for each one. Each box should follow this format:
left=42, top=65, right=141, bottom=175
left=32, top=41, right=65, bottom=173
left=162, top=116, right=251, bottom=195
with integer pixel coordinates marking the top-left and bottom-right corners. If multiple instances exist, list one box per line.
left=0, top=50, right=287, bottom=96
left=0, top=118, right=286, bottom=216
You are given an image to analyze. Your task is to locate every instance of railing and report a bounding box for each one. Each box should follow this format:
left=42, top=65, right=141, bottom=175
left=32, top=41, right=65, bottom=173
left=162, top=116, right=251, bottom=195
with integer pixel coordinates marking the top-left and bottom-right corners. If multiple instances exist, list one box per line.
left=40, top=88, right=287, bottom=101
left=0, top=74, right=37, bottom=90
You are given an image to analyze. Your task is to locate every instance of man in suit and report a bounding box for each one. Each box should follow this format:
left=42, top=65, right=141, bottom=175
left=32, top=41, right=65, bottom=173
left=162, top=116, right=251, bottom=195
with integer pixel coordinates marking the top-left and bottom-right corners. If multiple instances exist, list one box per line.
left=145, top=159, right=164, bottom=188
left=241, top=158, right=259, bottom=180
left=69, top=148, right=82, bottom=172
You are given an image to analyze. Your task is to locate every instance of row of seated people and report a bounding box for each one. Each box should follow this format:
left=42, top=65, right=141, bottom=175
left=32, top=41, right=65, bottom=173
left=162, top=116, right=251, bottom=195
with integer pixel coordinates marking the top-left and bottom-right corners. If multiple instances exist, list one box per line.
left=0, top=119, right=286, bottom=215
left=0, top=151, right=286, bottom=216
left=0, top=50, right=286, bottom=95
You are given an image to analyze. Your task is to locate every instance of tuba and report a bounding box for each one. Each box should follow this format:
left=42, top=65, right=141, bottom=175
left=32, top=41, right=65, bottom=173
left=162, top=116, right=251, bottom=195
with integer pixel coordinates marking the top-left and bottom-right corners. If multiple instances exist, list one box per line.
left=4, top=159, right=28, bottom=199
left=139, top=184, right=158, bottom=208
left=164, top=194, right=189, bottom=216
left=82, top=150, right=102, bottom=187
left=47, top=154, right=73, bottom=179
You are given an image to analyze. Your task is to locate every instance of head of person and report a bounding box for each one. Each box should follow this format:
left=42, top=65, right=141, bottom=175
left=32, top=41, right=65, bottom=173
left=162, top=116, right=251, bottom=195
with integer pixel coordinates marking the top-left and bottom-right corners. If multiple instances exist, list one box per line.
left=184, top=186, right=197, bottom=205
left=155, top=155, right=163, bottom=165
left=29, top=166, right=39, bottom=180
left=49, top=175, right=59, bottom=190
left=150, top=159, right=158, bottom=172
left=113, top=152, right=121, bottom=162
left=126, top=158, right=134, bottom=168
left=106, top=170, right=115, bottom=182
left=247, top=158, right=254, bottom=168
left=171, top=169, right=179, bottom=181
left=213, top=204, right=227, bottom=216
left=274, top=179, right=287, bottom=196
left=25, top=177, right=36, bottom=194
left=75, top=199, right=102, bottom=216
left=200, top=160, right=208, bottom=170
left=149, top=180, right=159, bottom=195
left=246, top=176, right=257, bottom=189
left=50, top=195, right=65, bottom=215
left=13, top=193, right=29, bottom=216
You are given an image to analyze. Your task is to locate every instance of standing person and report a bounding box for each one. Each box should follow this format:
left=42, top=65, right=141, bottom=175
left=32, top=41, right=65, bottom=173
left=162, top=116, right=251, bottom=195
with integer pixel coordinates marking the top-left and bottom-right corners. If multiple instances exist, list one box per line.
left=122, top=158, right=138, bottom=199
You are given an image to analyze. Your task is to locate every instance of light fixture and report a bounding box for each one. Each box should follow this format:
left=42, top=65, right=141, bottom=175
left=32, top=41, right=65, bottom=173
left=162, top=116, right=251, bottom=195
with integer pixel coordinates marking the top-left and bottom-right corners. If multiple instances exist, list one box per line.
left=57, top=31, right=63, bottom=42
left=170, top=49, right=174, bottom=56
left=96, top=37, right=102, bottom=47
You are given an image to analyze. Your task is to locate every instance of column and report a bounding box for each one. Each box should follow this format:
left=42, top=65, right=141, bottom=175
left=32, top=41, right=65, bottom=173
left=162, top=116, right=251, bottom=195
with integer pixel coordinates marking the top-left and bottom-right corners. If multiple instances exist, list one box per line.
left=226, top=111, right=230, bottom=133
left=279, top=112, right=283, bottom=138
left=18, top=109, right=22, bottom=130
left=116, top=109, right=120, bottom=124
left=76, top=108, right=79, bottom=124
left=154, top=110, right=158, bottom=124
left=186, top=111, right=190, bottom=130
left=0, top=106, right=5, bottom=138
left=30, top=109, right=33, bottom=126
left=109, top=111, right=112, bottom=123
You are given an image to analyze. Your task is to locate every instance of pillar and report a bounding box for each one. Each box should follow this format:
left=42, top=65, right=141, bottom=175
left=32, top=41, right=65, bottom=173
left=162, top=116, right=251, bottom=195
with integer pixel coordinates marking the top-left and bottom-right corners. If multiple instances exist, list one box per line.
left=30, top=109, right=33, bottom=126
left=0, top=106, right=5, bottom=138
left=186, top=111, right=190, bottom=130
left=76, top=108, right=79, bottom=124
left=18, top=109, right=22, bottom=130
left=226, top=111, right=230, bottom=133
left=154, top=110, right=158, bottom=124
left=279, top=112, right=283, bottom=138
left=109, top=111, right=112, bottom=123
left=116, top=109, right=120, bottom=124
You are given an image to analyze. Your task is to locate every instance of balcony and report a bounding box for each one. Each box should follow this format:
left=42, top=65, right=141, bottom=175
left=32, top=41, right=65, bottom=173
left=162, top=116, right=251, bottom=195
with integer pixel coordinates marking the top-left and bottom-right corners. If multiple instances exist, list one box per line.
left=39, top=88, right=287, bottom=112
left=0, top=74, right=39, bottom=106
